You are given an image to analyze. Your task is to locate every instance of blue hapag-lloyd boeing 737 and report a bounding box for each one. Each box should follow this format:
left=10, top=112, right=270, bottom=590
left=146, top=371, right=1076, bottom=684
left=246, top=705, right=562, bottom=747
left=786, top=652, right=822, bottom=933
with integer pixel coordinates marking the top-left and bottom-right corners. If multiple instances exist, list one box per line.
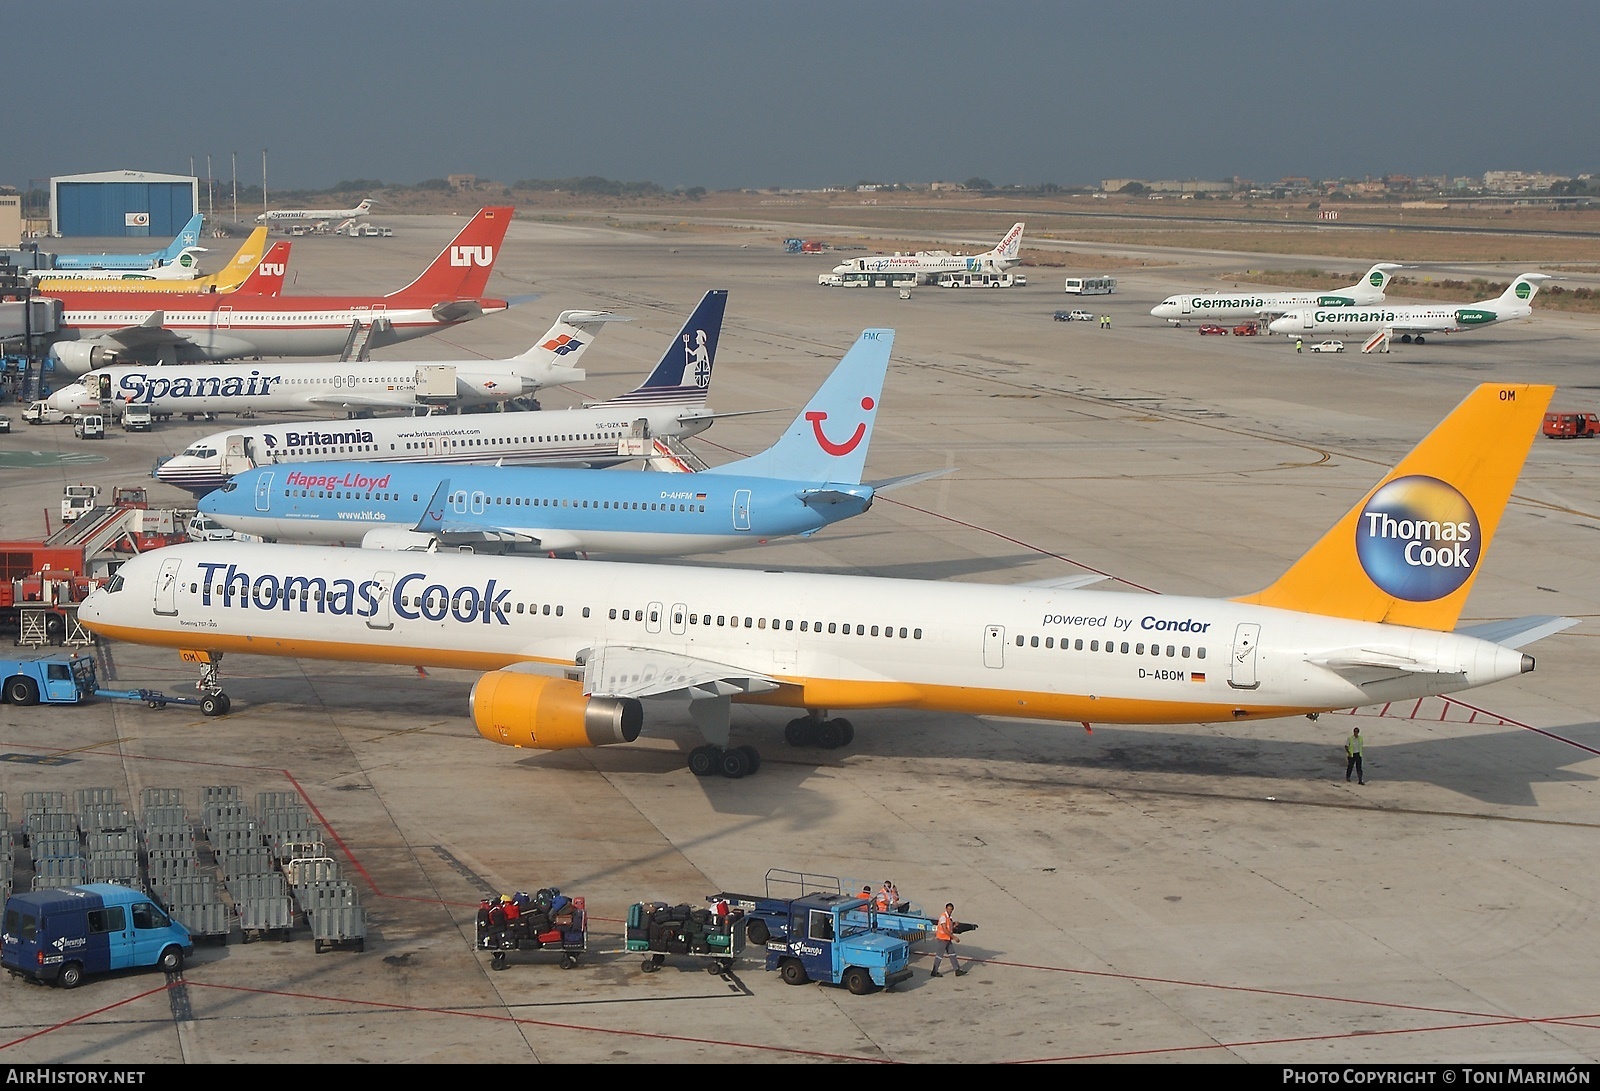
left=198, top=330, right=943, bottom=556
left=51, top=214, right=205, bottom=271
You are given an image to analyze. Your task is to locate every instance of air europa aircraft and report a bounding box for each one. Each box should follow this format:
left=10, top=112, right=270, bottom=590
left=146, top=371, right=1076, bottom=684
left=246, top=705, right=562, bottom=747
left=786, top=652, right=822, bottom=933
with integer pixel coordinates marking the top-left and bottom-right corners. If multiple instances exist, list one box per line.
left=196, top=329, right=939, bottom=554
left=1268, top=273, right=1550, bottom=344
left=51, top=214, right=204, bottom=270
left=82, top=383, right=1572, bottom=781
left=830, top=223, right=1026, bottom=284
left=47, top=308, right=622, bottom=419
left=40, top=207, right=512, bottom=375
left=32, top=228, right=272, bottom=296
left=153, top=290, right=729, bottom=493
left=1150, top=263, right=1402, bottom=323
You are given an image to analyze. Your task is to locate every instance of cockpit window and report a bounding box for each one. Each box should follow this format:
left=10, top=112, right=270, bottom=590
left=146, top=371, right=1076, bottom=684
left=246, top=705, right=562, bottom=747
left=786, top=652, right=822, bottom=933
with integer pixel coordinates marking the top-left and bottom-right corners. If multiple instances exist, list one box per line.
left=221, top=481, right=238, bottom=493
left=105, top=575, right=124, bottom=594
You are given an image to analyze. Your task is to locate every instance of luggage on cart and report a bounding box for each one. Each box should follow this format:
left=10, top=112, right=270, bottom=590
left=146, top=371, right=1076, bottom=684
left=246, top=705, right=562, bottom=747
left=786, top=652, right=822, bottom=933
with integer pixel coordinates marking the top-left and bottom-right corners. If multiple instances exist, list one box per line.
left=627, top=900, right=745, bottom=975
left=476, top=890, right=586, bottom=970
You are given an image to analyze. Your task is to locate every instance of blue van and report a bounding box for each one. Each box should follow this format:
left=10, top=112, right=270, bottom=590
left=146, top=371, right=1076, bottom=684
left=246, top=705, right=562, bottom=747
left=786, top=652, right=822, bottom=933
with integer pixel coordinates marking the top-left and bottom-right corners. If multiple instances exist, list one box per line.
left=2, top=883, right=193, bottom=988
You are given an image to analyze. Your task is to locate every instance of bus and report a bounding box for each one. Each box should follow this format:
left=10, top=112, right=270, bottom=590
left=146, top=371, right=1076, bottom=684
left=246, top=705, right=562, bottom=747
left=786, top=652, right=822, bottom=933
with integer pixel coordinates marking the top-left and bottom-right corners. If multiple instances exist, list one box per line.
left=828, top=271, right=918, bottom=289
left=1063, top=276, right=1116, bottom=295
left=936, top=272, right=1018, bottom=289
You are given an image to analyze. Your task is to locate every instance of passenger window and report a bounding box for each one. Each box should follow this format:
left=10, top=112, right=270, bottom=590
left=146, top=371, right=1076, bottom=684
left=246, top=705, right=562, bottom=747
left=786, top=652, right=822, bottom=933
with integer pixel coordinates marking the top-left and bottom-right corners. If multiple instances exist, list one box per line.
left=1198, top=648, right=1207, bottom=659
left=1090, top=640, right=1099, bottom=652
left=1120, top=642, right=1129, bottom=654
left=1030, top=636, right=1038, bottom=647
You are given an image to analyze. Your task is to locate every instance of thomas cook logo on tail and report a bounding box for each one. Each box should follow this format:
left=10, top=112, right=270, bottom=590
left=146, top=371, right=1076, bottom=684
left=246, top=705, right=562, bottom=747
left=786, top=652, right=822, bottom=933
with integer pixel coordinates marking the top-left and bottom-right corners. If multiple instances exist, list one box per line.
left=806, top=397, right=875, bottom=456
left=542, top=334, right=584, bottom=356
left=450, top=245, right=495, bottom=267
left=1354, top=475, right=1480, bottom=601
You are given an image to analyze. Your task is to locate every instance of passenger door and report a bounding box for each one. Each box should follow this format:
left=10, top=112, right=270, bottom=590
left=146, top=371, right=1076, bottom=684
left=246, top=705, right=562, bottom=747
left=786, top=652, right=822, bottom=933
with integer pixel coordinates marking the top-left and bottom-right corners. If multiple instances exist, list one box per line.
left=253, top=471, right=275, bottom=512
left=1229, top=623, right=1261, bottom=690
left=733, top=489, right=752, bottom=532
left=983, top=625, right=1005, bottom=669
left=154, top=556, right=182, bottom=616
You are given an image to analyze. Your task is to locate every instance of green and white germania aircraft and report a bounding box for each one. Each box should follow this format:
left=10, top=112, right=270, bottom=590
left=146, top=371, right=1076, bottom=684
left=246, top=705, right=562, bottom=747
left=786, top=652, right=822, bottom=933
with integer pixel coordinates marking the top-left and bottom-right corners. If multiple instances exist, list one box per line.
left=1270, top=273, right=1551, bottom=344
left=1151, top=263, right=1402, bottom=323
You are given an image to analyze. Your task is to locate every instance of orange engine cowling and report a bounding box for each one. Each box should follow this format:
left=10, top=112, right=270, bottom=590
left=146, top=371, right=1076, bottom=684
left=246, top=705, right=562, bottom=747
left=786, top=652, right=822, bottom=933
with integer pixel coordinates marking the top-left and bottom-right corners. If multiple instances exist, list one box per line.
left=471, top=671, right=643, bottom=751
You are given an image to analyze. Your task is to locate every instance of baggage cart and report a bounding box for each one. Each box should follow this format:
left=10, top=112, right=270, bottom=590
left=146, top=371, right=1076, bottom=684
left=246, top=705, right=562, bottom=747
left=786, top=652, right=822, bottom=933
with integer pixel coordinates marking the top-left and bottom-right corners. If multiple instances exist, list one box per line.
left=627, top=900, right=745, bottom=975
left=476, top=889, right=586, bottom=970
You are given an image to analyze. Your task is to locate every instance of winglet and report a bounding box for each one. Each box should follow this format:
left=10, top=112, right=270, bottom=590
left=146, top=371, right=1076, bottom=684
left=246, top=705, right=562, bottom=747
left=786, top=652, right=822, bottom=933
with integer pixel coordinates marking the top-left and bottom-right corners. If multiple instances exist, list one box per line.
left=412, top=479, right=453, bottom=534
left=1234, top=383, right=1554, bottom=630
left=703, top=328, right=893, bottom=483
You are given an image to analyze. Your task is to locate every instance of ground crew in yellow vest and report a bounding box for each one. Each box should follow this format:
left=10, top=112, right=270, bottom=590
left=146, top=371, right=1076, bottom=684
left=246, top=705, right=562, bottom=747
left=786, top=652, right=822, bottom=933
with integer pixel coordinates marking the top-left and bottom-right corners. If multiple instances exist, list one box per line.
left=1345, top=727, right=1365, bottom=785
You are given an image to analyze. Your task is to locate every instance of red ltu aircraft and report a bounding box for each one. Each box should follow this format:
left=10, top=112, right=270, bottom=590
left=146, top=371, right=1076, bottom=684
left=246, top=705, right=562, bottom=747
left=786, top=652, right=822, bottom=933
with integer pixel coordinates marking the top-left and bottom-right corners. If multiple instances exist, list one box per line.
left=43, top=207, right=514, bottom=375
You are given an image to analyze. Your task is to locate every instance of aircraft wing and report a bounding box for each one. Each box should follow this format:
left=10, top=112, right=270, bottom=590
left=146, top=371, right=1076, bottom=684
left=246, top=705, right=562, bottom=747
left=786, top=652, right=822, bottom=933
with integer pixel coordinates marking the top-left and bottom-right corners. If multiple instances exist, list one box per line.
left=865, top=467, right=957, bottom=493
left=304, top=391, right=425, bottom=411
left=410, top=480, right=583, bottom=551
left=1018, top=573, right=1111, bottom=591
left=1455, top=615, right=1579, bottom=649
left=96, top=312, right=187, bottom=350
left=580, top=644, right=780, bottom=701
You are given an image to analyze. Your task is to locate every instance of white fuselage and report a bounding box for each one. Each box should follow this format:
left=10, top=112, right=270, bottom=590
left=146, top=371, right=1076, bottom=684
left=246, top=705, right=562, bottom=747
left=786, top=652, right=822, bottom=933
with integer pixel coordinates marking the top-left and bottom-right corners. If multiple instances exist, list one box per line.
left=81, top=543, right=1532, bottom=726
left=49, top=358, right=553, bottom=417
left=1149, top=289, right=1382, bottom=321
left=1268, top=303, right=1532, bottom=338
left=154, top=402, right=714, bottom=493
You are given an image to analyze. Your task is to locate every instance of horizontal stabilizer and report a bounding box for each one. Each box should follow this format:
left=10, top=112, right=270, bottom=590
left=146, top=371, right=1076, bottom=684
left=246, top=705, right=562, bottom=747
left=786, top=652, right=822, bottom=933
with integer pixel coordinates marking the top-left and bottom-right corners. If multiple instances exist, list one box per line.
left=1017, top=573, right=1110, bottom=591
left=583, top=645, right=779, bottom=701
left=1307, top=647, right=1466, bottom=681
left=1455, top=615, right=1579, bottom=649
left=865, top=467, right=956, bottom=493
left=432, top=301, right=485, bottom=324
left=800, top=486, right=872, bottom=508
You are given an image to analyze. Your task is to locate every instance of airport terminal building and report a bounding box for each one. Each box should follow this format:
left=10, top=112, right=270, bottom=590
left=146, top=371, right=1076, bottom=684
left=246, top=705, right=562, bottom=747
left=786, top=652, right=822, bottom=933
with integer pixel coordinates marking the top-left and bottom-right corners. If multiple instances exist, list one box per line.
left=49, top=169, right=198, bottom=238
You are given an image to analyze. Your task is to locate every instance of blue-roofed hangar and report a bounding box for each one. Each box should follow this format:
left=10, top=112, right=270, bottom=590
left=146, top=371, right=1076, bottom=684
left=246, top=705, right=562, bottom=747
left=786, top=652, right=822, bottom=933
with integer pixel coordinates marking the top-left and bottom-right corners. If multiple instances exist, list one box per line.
left=50, top=169, right=198, bottom=238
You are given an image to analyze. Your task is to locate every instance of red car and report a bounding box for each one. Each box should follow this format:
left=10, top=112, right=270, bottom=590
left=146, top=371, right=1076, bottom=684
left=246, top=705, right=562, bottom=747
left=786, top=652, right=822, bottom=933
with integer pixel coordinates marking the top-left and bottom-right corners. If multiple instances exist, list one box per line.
left=1198, top=324, right=1229, bottom=335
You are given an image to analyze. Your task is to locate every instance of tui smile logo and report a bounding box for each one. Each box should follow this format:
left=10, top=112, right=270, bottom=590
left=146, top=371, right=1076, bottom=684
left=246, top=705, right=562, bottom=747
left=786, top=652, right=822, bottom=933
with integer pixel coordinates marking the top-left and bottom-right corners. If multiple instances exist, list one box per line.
left=806, top=397, right=875, bottom=456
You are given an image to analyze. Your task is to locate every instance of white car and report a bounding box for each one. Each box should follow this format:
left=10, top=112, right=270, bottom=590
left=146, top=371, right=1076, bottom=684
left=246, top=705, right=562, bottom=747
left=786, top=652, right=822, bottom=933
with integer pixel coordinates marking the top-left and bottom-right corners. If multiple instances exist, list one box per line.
left=186, top=514, right=237, bottom=542
left=1310, top=340, right=1345, bottom=354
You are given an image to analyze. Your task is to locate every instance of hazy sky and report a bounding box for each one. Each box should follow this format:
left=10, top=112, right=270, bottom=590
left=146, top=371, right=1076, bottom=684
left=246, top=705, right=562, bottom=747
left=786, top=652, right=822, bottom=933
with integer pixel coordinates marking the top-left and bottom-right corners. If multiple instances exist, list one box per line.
left=10, top=0, right=1597, bottom=193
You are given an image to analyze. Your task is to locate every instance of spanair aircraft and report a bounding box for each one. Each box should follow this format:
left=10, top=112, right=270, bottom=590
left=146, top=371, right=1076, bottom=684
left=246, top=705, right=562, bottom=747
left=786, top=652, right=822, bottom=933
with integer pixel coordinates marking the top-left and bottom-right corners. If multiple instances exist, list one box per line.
left=82, top=383, right=1573, bottom=781
left=40, top=208, right=512, bottom=375
left=196, top=329, right=941, bottom=554
left=51, top=214, right=204, bottom=270
left=48, top=309, right=622, bottom=420
left=33, top=247, right=208, bottom=282
left=829, top=223, right=1025, bottom=284
left=1268, top=274, right=1551, bottom=344
left=153, top=290, right=729, bottom=493
left=32, top=228, right=272, bottom=296
left=1150, top=263, right=1403, bottom=323
left=257, top=197, right=375, bottom=225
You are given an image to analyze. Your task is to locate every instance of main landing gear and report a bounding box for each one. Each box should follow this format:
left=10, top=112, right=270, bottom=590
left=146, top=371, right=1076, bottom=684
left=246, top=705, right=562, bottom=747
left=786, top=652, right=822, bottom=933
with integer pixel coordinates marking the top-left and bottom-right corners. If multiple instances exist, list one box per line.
left=784, top=709, right=854, bottom=750
left=687, top=744, right=762, bottom=780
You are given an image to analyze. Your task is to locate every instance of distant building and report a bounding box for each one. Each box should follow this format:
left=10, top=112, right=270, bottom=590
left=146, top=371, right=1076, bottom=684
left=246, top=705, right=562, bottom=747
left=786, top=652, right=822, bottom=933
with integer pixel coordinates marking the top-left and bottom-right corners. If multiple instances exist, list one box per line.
left=1483, top=170, right=1571, bottom=194
left=49, top=169, right=198, bottom=238
left=1100, top=178, right=1234, bottom=194
left=447, top=174, right=478, bottom=191
left=0, top=194, right=19, bottom=247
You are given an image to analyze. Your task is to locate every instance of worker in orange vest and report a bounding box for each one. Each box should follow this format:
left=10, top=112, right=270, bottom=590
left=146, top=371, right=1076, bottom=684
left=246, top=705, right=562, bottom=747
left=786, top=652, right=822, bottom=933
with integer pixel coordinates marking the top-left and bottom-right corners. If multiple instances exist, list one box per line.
left=930, top=902, right=966, bottom=977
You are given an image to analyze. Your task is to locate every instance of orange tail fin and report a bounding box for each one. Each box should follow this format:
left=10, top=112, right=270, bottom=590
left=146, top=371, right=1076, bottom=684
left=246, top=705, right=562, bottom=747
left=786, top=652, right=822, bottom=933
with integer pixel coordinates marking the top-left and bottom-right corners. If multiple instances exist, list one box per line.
left=387, top=206, right=513, bottom=301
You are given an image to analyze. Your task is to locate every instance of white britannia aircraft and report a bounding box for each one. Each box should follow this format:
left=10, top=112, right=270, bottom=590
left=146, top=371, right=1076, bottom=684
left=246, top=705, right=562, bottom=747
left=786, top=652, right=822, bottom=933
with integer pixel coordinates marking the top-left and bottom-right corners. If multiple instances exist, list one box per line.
left=47, top=310, right=624, bottom=419
left=41, top=206, right=513, bottom=375
left=83, top=383, right=1573, bottom=781
left=1150, top=263, right=1403, bottom=323
left=32, top=247, right=209, bottom=282
left=257, top=197, right=375, bottom=226
left=828, top=223, right=1025, bottom=284
left=153, top=290, right=730, bottom=493
left=1268, top=274, right=1551, bottom=344
left=52, top=214, right=204, bottom=271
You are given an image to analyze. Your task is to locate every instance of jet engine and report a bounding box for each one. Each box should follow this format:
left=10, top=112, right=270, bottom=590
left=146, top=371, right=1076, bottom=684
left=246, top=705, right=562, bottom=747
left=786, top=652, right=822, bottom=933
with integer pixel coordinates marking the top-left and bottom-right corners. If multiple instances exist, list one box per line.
left=47, top=342, right=118, bottom=377
left=471, top=671, right=643, bottom=751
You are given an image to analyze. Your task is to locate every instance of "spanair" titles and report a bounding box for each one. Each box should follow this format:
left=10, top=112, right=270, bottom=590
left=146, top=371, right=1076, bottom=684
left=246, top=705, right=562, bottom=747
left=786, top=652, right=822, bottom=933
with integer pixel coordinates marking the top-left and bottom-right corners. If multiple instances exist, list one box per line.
left=111, top=370, right=284, bottom=403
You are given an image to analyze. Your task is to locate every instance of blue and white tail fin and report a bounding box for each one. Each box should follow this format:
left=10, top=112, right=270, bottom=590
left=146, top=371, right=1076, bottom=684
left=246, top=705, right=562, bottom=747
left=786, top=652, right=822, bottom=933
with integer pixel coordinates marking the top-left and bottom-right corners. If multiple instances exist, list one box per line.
left=512, top=309, right=631, bottom=386
left=704, top=329, right=893, bottom=484
left=160, top=215, right=205, bottom=261
left=592, top=290, right=727, bottom=410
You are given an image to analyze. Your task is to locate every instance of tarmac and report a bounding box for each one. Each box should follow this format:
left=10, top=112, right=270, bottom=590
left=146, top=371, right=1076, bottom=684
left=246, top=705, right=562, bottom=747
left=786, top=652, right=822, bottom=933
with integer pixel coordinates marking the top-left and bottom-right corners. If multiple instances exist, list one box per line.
left=1, top=214, right=1598, bottom=1064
